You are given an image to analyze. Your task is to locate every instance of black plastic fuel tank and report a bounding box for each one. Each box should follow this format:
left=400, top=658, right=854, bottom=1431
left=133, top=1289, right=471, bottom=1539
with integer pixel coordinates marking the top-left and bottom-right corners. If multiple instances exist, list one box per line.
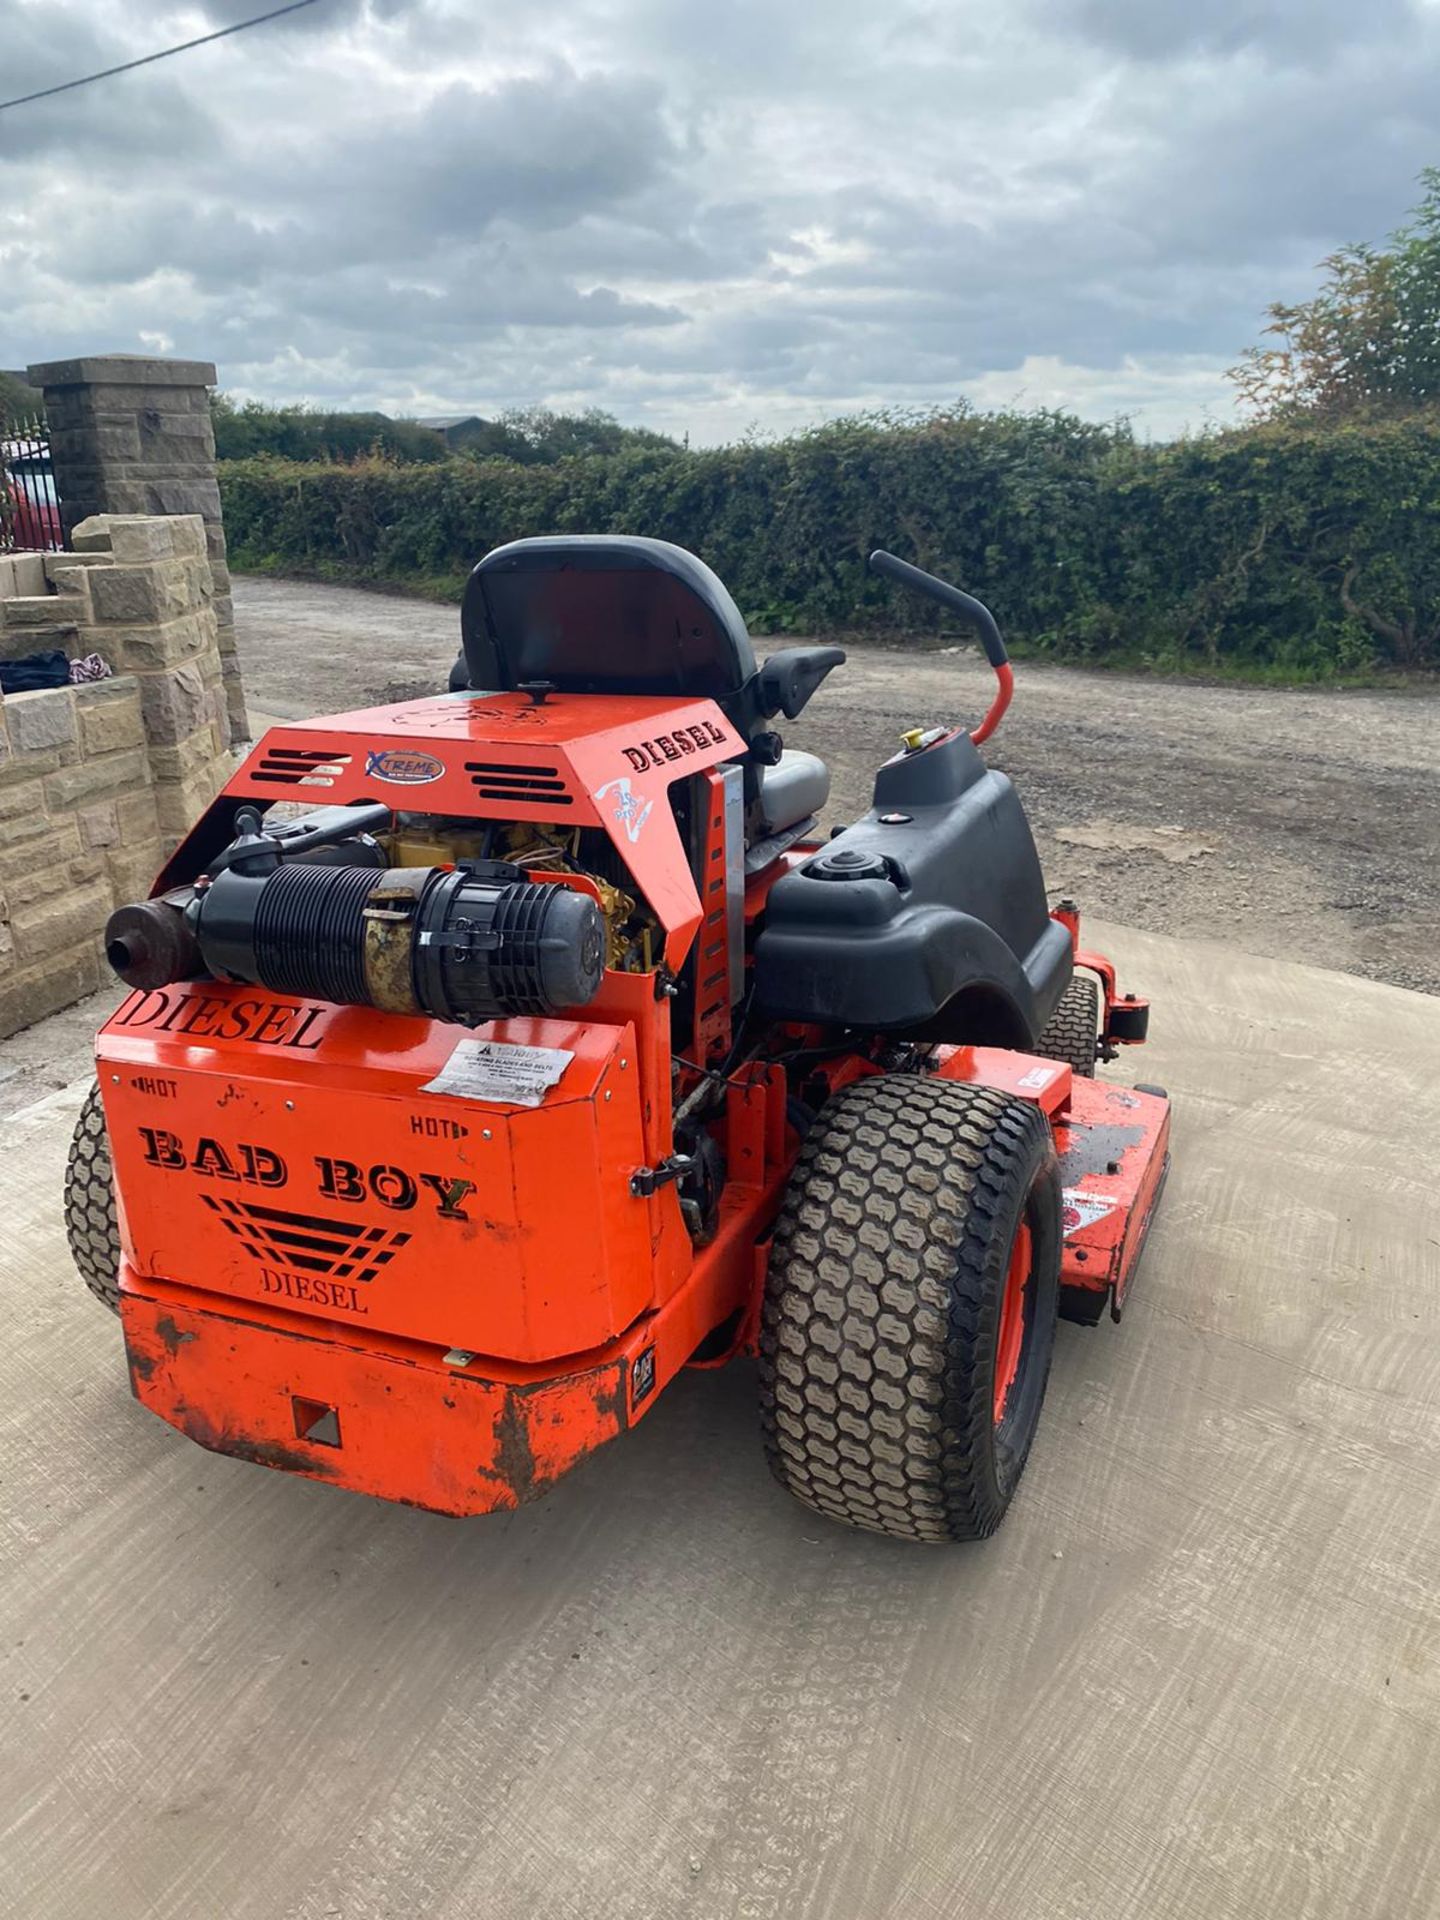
left=751, top=731, right=1072, bottom=1045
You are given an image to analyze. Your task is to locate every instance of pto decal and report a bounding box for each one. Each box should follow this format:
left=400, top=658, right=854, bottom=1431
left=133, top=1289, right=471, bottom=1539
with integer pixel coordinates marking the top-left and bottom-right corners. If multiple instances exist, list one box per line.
left=365, top=747, right=445, bottom=784
left=1061, top=1187, right=1120, bottom=1236
left=595, top=776, right=654, bottom=844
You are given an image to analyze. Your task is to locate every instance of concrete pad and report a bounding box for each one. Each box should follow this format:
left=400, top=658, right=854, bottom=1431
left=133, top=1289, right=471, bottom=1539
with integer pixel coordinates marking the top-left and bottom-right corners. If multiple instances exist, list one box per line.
left=2, top=924, right=1438, bottom=1920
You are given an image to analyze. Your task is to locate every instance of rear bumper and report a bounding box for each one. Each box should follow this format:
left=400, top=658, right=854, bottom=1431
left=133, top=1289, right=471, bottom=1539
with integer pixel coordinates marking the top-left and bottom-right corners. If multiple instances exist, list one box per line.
left=120, top=1270, right=630, bottom=1516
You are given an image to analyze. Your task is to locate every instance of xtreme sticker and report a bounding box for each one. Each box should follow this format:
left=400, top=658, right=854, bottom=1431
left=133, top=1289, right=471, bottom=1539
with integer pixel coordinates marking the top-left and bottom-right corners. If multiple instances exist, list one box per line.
left=365, top=747, right=445, bottom=784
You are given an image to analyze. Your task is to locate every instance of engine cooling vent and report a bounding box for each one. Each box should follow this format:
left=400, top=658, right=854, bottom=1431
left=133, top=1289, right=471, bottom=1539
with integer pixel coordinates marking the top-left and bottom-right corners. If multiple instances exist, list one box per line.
left=465, top=760, right=573, bottom=807
left=253, top=746, right=354, bottom=788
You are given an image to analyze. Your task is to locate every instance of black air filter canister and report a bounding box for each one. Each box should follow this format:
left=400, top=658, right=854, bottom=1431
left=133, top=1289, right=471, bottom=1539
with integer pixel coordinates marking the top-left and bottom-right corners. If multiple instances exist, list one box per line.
left=253, top=862, right=376, bottom=1005
left=412, top=867, right=604, bottom=1023
left=179, top=860, right=605, bottom=1024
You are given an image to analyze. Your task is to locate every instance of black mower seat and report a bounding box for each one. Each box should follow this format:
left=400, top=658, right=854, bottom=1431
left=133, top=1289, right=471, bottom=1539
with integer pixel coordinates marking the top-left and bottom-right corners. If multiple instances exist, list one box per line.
left=459, top=535, right=757, bottom=700
left=757, top=750, right=829, bottom=837
left=452, top=537, right=846, bottom=738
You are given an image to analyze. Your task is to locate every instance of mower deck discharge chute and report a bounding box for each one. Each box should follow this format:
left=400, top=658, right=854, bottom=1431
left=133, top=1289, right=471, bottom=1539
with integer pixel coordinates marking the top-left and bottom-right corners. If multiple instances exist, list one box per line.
left=68, top=537, right=1171, bottom=1543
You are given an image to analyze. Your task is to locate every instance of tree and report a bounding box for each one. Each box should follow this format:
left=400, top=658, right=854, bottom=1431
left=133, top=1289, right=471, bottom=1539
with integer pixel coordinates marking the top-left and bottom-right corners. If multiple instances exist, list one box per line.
left=1231, top=169, right=1440, bottom=419
left=210, top=395, right=448, bottom=464
left=456, top=407, right=678, bottom=465
left=0, top=370, right=43, bottom=427
left=209, top=395, right=677, bottom=466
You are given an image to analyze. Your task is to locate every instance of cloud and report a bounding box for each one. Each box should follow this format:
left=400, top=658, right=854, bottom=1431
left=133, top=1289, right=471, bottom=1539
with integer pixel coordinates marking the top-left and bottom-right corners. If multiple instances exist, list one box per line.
left=1053, top=0, right=1420, bottom=63
left=0, top=4, right=219, bottom=161
left=2, top=0, right=1437, bottom=442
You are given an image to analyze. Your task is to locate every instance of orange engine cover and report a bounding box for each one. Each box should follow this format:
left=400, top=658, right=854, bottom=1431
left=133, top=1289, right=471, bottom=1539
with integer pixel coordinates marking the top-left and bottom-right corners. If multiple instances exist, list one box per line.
left=98, top=982, right=663, bottom=1364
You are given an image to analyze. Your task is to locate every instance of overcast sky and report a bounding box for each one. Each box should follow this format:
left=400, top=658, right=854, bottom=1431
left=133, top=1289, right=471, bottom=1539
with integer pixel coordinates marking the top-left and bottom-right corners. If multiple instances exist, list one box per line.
left=2, top=0, right=1437, bottom=442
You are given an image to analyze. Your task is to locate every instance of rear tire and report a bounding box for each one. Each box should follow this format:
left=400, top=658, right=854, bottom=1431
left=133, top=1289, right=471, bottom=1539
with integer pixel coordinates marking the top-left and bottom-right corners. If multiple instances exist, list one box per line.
left=64, top=1083, right=121, bottom=1314
left=758, top=1075, right=1062, bottom=1543
left=1036, top=974, right=1100, bottom=1076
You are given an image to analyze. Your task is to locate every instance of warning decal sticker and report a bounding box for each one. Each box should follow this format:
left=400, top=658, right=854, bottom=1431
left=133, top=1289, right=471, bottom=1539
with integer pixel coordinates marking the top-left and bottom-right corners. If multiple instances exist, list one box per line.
left=1061, top=1187, right=1121, bottom=1237
left=1016, top=1065, right=1056, bottom=1092
left=421, top=1040, right=573, bottom=1108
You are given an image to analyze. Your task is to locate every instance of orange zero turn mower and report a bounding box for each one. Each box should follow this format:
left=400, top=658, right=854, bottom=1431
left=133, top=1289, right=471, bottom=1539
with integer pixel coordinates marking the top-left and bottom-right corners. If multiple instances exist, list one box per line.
left=65, top=539, right=1170, bottom=1543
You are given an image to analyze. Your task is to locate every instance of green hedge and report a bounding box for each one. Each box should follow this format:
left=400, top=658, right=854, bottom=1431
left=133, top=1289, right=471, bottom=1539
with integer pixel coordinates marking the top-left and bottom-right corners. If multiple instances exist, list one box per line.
left=218, top=409, right=1440, bottom=675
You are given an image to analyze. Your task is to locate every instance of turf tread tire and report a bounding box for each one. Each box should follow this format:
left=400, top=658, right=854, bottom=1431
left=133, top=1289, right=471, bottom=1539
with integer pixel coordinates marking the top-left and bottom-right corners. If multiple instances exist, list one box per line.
left=1036, top=973, right=1100, bottom=1076
left=758, top=1075, right=1061, bottom=1544
left=64, top=1082, right=121, bottom=1314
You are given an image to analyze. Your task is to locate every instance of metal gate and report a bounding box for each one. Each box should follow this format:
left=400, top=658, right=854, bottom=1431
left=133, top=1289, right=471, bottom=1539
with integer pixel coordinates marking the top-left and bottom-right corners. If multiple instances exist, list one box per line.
left=1, top=416, right=63, bottom=552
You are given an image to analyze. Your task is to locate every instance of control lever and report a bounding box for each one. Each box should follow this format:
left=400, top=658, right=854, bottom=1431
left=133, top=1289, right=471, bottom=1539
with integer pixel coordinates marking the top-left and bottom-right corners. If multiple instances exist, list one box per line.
left=868, top=549, right=1014, bottom=745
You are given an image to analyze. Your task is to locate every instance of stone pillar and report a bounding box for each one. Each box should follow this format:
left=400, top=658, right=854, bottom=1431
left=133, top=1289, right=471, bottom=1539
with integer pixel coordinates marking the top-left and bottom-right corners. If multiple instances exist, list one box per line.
left=0, top=512, right=231, bottom=837
left=27, top=353, right=248, bottom=741
left=0, top=512, right=235, bottom=1037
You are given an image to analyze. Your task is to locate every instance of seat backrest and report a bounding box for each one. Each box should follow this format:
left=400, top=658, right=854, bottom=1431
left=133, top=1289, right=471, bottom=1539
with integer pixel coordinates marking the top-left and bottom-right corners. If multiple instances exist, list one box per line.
left=460, top=535, right=757, bottom=700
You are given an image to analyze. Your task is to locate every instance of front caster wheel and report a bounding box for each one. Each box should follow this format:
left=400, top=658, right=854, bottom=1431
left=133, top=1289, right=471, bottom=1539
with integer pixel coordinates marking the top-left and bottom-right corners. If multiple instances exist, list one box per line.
left=1035, top=973, right=1100, bottom=1076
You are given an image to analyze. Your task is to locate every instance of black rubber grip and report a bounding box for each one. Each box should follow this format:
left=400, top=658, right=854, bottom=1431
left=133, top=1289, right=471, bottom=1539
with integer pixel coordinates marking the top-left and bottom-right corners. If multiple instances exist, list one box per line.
left=868, top=550, right=1008, bottom=668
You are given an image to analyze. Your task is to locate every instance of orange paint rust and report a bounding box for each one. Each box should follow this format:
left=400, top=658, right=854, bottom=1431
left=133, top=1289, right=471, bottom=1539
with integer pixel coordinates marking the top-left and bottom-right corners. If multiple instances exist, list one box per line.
left=120, top=1275, right=628, bottom=1516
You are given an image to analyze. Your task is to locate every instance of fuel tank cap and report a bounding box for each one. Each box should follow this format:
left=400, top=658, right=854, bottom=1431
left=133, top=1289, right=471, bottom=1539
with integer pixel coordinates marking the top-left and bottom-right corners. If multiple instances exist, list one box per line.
left=805, top=846, right=892, bottom=883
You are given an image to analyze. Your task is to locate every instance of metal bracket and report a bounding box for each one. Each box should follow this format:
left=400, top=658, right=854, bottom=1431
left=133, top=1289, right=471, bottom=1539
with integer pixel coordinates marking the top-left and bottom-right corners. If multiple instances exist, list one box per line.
left=630, top=1153, right=694, bottom=1198
left=1105, top=995, right=1151, bottom=1046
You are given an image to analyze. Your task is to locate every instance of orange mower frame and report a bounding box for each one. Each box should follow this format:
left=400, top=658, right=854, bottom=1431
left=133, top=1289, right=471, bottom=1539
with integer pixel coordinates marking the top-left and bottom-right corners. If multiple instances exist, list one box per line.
left=71, top=539, right=1172, bottom=1544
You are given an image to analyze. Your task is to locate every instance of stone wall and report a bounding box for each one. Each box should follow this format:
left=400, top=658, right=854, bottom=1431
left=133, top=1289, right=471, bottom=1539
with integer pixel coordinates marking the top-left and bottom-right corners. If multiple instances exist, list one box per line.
left=0, top=515, right=233, bottom=1040
left=27, top=354, right=247, bottom=741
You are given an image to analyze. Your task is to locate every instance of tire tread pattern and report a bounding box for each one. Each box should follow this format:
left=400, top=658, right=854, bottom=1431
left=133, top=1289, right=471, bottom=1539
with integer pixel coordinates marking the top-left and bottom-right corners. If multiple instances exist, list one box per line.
left=64, top=1082, right=122, bottom=1314
left=758, top=1075, right=1059, bottom=1544
left=1036, top=974, right=1100, bottom=1076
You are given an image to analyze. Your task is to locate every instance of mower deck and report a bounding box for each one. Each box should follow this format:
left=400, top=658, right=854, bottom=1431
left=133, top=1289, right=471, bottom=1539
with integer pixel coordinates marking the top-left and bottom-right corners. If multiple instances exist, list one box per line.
left=1054, top=1078, right=1171, bottom=1322
left=928, top=1047, right=1170, bottom=1323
